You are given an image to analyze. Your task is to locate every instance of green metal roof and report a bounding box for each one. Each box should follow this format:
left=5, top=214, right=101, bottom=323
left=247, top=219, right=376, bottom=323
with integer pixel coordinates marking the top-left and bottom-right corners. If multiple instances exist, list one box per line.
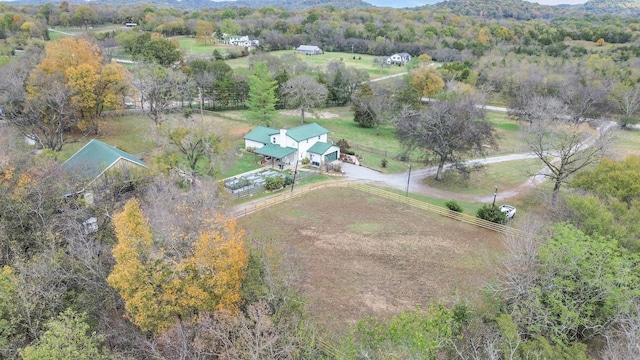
left=243, top=126, right=279, bottom=144
left=62, top=139, right=147, bottom=181
left=307, top=142, right=335, bottom=155
left=286, top=123, right=328, bottom=142
left=254, top=144, right=297, bottom=159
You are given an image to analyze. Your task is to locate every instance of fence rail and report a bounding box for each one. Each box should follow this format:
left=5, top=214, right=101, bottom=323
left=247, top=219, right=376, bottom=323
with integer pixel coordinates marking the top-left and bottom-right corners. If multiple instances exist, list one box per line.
left=224, top=170, right=317, bottom=200
left=232, top=180, right=524, bottom=238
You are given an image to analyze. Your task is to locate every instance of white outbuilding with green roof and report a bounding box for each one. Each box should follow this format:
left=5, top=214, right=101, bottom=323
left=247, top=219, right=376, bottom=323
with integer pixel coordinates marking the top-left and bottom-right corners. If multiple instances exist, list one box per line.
left=243, top=123, right=340, bottom=167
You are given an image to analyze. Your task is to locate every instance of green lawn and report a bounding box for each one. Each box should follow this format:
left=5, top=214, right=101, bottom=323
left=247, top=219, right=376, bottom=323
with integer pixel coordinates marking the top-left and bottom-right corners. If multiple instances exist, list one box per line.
left=0, top=56, right=9, bottom=66
left=487, top=112, right=528, bottom=153
left=59, top=115, right=158, bottom=162
left=49, top=24, right=126, bottom=36
left=205, top=107, right=529, bottom=174
left=226, top=50, right=408, bottom=79
left=173, top=36, right=239, bottom=58
left=220, top=150, right=262, bottom=179
left=424, top=158, right=543, bottom=197
left=614, top=128, right=640, bottom=158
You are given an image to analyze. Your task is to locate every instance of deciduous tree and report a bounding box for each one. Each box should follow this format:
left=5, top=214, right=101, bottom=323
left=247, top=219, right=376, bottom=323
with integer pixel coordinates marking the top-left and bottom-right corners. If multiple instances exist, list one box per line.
left=71, top=5, right=98, bottom=31
left=410, top=65, right=445, bottom=98
left=497, top=223, right=639, bottom=343
left=351, top=83, right=395, bottom=135
left=610, top=83, right=640, bottom=127
left=194, top=20, right=214, bottom=45
left=166, top=121, right=230, bottom=182
left=20, top=309, right=109, bottom=360
left=134, top=63, right=185, bottom=130
left=22, top=37, right=131, bottom=139
left=279, top=75, right=328, bottom=124
left=522, top=114, right=614, bottom=205
left=108, top=198, right=249, bottom=334
left=396, top=96, right=496, bottom=181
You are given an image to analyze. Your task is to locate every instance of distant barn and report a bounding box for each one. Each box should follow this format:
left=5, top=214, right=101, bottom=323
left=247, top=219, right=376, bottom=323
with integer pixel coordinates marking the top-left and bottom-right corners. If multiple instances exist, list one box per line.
left=296, top=45, right=323, bottom=55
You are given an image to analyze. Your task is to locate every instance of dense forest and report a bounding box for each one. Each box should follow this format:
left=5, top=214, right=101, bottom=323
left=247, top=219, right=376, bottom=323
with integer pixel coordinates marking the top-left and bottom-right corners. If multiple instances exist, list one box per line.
left=1, top=0, right=640, bottom=358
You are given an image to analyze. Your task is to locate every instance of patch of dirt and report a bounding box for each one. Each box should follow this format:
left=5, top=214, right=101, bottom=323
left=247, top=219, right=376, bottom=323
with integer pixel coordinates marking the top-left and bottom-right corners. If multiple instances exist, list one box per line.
left=238, top=187, right=504, bottom=338
left=279, top=109, right=340, bottom=119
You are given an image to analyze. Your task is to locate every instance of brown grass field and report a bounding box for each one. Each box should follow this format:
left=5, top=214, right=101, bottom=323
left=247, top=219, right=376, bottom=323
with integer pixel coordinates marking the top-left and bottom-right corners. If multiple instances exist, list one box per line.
left=238, top=187, right=504, bottom=337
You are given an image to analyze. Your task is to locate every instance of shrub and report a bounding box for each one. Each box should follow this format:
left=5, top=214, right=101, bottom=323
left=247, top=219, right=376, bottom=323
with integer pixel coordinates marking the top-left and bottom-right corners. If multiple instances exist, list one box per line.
left=301, top=157, right=310, bottom=165
left=381, top=158, right=388, bottom=168
left=476, top=204, right=506, bottom=224
left=265, top=176, right=284, bottom=190
left=283, top=174, right=294, bottom=186
left=445, top=200, right=463, bottom=213
left=337, top=139, right=351, bottom=153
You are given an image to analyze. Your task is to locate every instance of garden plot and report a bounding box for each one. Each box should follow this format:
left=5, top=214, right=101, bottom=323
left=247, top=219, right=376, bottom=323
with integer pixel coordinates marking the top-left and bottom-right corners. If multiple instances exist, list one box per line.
left=224, top=169, right=284, bottom=194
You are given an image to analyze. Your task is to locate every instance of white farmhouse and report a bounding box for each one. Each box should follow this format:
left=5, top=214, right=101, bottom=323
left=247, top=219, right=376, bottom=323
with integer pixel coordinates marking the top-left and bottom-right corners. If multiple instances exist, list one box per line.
left=386, top=52, right=412, bottom=65
left=225, top=35, right=259, bottom=47
left=244, top=123, right=340, bottom=167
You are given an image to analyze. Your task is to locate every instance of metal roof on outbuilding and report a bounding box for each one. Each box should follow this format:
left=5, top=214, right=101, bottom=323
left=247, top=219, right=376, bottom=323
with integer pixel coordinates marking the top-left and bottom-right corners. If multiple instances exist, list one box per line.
left=61, top=139, right=147, bottom=182
left=296, top=45, right=322, bottom=51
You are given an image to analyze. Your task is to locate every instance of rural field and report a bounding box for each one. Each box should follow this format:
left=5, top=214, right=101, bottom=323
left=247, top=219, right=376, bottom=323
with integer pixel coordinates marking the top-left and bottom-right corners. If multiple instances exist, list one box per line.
left=238, top=187, right=504, bottom=338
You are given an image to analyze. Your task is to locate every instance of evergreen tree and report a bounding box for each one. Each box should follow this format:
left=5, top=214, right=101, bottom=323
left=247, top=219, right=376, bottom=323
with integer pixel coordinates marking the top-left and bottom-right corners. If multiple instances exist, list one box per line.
left=352, top=83, right=375, bottom=128
left=246, top=63, right=279, bottom=126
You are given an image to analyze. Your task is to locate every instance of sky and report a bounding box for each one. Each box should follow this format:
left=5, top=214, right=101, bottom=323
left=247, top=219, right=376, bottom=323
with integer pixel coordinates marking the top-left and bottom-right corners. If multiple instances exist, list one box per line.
left=365, top=0, right=588, bottom=7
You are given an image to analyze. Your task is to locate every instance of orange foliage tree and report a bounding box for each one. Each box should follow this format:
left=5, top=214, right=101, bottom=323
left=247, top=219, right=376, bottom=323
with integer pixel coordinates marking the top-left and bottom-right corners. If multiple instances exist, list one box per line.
left=108, top=199, right=248, bottom=333
left=26, top=38, right=131, bottom=138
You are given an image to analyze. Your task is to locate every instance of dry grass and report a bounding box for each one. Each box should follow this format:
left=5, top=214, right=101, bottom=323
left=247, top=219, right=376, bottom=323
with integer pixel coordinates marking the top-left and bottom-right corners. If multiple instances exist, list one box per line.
left=238, top=187, right=504, bottom=338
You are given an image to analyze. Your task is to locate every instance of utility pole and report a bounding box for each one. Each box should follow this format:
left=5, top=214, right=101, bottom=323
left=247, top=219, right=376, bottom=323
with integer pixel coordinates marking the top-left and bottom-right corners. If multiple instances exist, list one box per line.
left=290, top=158, right=299, bottom=194
left=492, top=186, right=498, bottom=207
left=406, top=164, right=412, bottom=197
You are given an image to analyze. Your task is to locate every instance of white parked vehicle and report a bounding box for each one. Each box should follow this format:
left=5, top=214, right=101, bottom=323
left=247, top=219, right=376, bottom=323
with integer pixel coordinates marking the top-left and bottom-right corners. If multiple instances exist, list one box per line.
left=499, top=205, right=516, bottom=220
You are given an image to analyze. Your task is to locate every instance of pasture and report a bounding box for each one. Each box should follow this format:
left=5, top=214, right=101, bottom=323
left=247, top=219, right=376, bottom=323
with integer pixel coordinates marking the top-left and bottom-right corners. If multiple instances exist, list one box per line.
left=226, top=49, right=409, bottom=79
left=239, top=186, right=504, bottom=337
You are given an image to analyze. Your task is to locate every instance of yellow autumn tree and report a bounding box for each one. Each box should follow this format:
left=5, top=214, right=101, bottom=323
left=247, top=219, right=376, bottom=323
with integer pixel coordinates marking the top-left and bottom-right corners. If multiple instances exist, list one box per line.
left=410, top=65, right=445, bottom=98
left=173, top=215, right=248, bottom=314
left=107, top=198, right=174, bottom=333
left=27, top=38, right=131, bottom=136
left=108, top=199, right=249, bottom=333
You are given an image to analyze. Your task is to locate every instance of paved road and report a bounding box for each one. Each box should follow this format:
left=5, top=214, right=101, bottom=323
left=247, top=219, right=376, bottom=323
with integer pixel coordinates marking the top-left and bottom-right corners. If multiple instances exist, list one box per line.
left=340, top=153, right=541, bottom=203
left=341, top=120, right=618, bottom=203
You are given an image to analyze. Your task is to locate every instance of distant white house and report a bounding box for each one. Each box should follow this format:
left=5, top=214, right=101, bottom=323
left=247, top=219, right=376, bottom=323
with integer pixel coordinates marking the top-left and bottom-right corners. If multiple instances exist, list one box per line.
left=296, top=45, right=323, bottom=55
left=386, top=52, right=412, bottom=65
left=225, top=35, right=259, bottom=47
left=244, top=123, right=340, bottom=167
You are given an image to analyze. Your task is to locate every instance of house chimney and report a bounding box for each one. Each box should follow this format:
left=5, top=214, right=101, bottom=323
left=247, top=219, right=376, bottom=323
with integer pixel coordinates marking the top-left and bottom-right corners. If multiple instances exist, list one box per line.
left=280, top=129, right=287, bottom=148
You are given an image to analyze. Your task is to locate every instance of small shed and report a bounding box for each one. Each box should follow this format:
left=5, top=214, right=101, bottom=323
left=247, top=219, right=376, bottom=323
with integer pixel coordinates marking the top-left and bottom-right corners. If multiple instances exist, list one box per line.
left=62, top=139, right=148, bottom=202
left=296, top=45, right=323, bottom=55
